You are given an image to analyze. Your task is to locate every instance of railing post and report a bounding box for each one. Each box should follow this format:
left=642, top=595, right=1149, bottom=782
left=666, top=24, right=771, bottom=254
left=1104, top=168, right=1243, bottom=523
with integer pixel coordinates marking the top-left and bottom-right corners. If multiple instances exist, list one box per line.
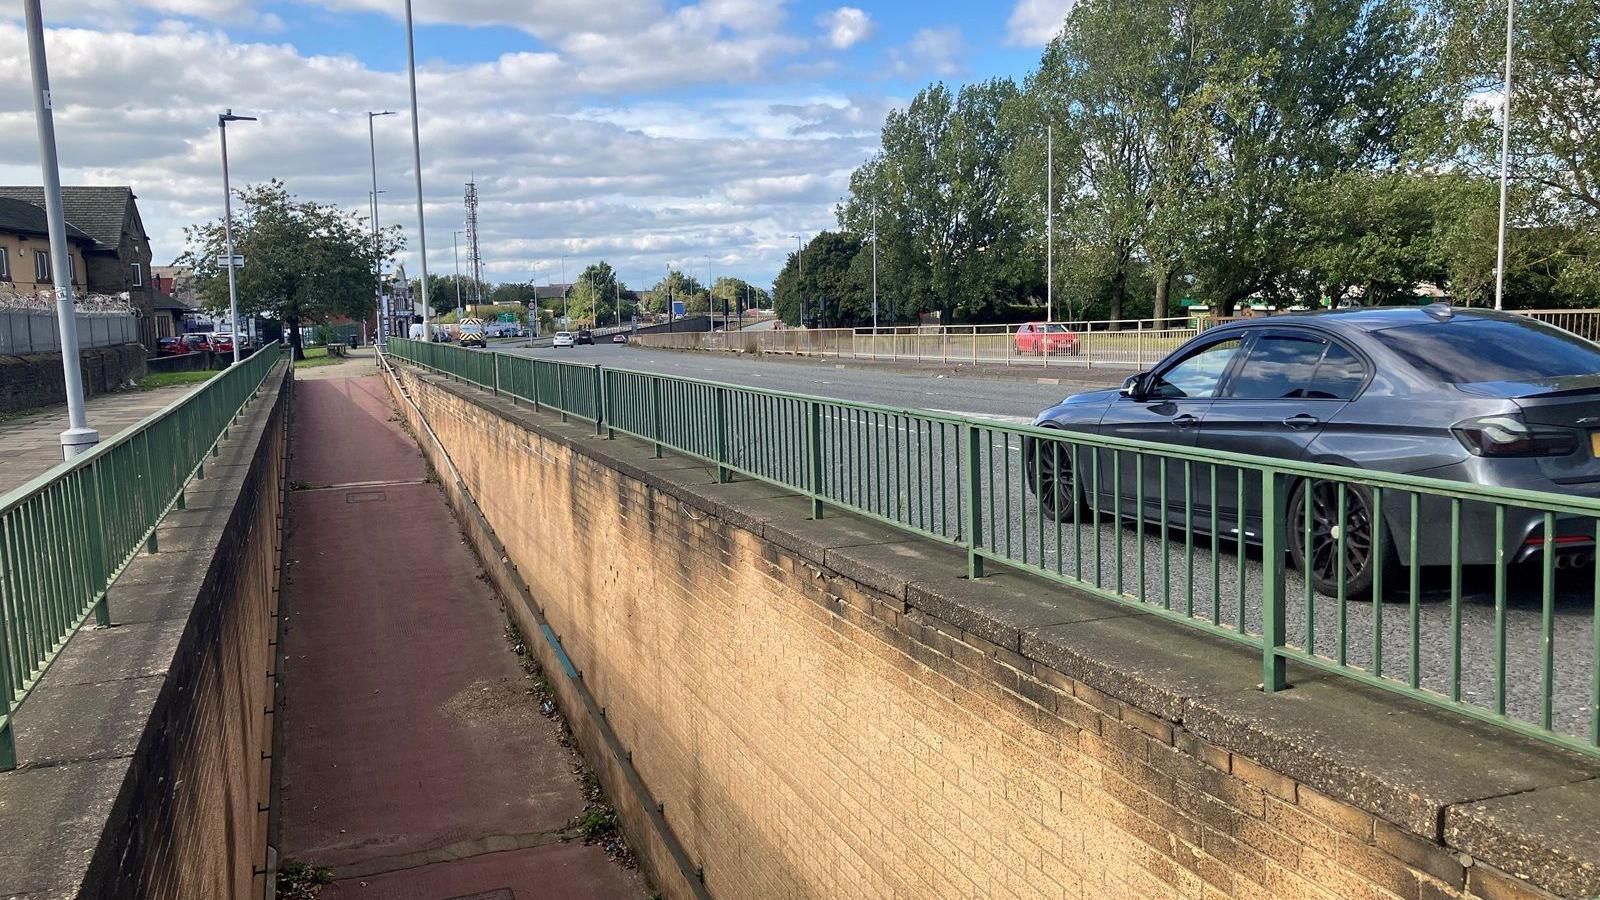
left=492, top=352, right=501, bottom=398
left=593, top=366, right=604, bottom=437
left=713, top=385, right=731, bottom=482
left=805, top=400, right=824, bottom=518
left=965, top=422, right=984, bottom=578
left=532, top=360, right=542, bottom=412
left=650, top=376, right=664, bottom=459
left=1262, top=470, right=1288, bottom=692
left=603, top=370, right=615, bottom=440
left=559, top=364, right=568, bottom=423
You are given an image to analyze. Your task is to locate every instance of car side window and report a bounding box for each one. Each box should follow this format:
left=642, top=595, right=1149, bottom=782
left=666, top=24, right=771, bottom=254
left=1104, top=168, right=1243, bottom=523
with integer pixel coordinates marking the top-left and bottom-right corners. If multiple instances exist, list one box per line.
left=1228, top=335, right=1329, bottom=399
left=1149, top=338, right=1243, bottom=400
left=1304, top=342, right=1367, bottom=400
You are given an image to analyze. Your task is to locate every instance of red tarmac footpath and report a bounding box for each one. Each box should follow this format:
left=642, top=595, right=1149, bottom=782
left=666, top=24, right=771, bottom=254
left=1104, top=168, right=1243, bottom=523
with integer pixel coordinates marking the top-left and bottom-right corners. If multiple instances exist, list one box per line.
left=276, top=364, right=642, bottom=899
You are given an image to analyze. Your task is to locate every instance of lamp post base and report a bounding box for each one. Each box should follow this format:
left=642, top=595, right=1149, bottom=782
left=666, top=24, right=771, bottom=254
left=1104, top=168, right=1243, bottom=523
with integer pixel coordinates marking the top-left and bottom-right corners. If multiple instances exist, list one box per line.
left=60, top=426, right=100, bottom=460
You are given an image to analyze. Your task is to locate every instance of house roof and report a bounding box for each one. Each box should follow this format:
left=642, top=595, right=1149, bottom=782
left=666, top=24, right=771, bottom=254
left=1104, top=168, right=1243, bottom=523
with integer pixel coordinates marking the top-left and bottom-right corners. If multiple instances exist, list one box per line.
left=0, top=186, right=136, bottom=250
left=0, top=197, right=95, bottom=244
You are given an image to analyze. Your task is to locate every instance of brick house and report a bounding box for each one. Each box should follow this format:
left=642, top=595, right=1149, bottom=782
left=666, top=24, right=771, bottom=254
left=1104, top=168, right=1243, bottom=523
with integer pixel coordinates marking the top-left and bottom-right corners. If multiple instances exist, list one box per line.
left=0, top=197, right=94, bottom=295
left=0, top=187, right=157, bottom=348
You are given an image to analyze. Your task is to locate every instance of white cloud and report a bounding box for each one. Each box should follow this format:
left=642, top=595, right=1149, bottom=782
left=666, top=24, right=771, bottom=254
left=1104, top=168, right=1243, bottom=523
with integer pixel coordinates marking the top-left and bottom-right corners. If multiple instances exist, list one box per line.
left=0, top=20, right=872, bottom=289
left=1005, top=0, right=1075, bottom=46
left=889, top=26, right=965, bottom=78
left=817, top=7, right=875, bottom=50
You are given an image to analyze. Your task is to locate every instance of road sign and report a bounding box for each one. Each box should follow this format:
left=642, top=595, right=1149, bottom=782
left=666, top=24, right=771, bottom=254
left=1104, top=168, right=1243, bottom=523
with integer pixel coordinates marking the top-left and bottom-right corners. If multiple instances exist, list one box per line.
left=497, top=312, right=516, bottom=323
left=672, top=300, right=686, bottom=318
left=217, top=255, right=246, bottom=267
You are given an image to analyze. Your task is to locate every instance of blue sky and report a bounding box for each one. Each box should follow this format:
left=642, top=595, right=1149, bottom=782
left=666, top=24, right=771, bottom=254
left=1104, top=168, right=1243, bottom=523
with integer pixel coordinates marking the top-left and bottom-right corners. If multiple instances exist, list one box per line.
left=0, top=0, right=1072, bottom=291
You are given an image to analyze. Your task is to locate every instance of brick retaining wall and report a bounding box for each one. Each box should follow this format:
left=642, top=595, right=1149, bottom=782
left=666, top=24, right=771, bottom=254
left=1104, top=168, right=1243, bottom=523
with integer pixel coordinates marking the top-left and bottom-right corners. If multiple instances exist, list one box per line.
left=0, top=343, right=147, bottom=415
left=389, top=362, right=1595, bottom=900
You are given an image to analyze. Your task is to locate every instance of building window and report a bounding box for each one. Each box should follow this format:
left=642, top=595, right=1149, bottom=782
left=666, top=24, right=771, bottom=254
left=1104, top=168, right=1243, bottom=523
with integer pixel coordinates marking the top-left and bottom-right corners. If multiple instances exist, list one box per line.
left=34, top=249, right=50, bottom=283
left=0, top=248, right=9, bottom=281
left=131, top=262, right=143, bottom=287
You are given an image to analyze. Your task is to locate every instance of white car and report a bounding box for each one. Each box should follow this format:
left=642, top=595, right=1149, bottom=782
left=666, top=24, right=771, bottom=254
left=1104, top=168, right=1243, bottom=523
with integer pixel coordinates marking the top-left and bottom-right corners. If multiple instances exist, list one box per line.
left=552, top=331, right=575, bottom=348
left=611, top=333, right=629, bottom=344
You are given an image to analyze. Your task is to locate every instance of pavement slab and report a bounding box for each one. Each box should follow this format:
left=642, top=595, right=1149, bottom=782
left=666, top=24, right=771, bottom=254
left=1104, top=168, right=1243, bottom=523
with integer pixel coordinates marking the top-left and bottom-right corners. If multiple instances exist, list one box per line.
left=0, top=382, right=199, bottom=494
left=276, top=365, right=644, bottom=898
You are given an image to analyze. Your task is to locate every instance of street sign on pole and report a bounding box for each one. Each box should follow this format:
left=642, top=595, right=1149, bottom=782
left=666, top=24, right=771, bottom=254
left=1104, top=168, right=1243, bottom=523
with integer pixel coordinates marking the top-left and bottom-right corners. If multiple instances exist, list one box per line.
left=217, top=255, right=246, bottom=267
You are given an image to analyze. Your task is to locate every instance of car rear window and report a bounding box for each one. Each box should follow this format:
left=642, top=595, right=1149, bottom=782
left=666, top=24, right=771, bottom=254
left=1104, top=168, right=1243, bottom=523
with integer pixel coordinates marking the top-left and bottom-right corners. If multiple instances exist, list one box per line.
left=1373, top=318, right=1600, bottom=384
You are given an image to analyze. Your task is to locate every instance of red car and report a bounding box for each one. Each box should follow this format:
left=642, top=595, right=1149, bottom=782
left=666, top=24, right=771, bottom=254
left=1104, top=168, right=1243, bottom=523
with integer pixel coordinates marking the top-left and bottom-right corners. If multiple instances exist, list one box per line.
left=212, top=334, right=235, bottom=355
left=156, top=336, right=187, bottom=356
left=1014, top=322, right=1079, bottom=356
left=182, top=334, right=211, bottom=353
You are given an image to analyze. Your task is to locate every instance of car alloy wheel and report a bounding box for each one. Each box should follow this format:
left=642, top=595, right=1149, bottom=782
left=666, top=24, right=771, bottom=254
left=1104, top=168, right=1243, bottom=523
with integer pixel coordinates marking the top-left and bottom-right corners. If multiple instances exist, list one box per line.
left=1288, top=479, right=1392, bottom=600
left=1027, top=436, right=1084, bottom=522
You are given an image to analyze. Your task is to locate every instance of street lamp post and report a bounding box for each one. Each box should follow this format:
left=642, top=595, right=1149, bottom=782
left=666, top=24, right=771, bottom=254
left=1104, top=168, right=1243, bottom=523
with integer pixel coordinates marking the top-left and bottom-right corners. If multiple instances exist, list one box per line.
left=1493, top=0, right=1516, bottom=312
left=560, top=255, right=568, bottom=321
left=367, top=110, right=395, bottom=348
left=219, top=109, right=256, bottom=365
left=795, top=235, right=807, bottom=327
left=22, top=0, right=98, bottom=460
left=403, top=0, right=433, bottom=331
left=452, top=231, right=463, bottom=318
left=871, top=205, right=879, bottom=333
left=1046, top=124, right=1054, bottom=324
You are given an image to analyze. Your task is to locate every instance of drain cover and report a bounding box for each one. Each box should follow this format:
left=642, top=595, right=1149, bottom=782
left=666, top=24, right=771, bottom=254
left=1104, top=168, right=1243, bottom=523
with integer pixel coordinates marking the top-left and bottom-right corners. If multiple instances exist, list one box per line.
left=345, top=490, right=388, bottom=504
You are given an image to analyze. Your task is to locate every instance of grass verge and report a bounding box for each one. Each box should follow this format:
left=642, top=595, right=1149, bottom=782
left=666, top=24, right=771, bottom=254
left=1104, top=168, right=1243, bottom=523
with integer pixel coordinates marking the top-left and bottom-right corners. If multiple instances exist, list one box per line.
left=135, top=370, right=217, bottom=390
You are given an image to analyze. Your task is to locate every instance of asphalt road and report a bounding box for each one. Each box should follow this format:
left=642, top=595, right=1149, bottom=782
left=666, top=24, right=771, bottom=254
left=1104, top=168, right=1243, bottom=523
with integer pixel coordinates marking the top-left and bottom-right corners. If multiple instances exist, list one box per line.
left=488, top=341, right=1595, bottom=742
left=501, top=341, right=1117, bottom=420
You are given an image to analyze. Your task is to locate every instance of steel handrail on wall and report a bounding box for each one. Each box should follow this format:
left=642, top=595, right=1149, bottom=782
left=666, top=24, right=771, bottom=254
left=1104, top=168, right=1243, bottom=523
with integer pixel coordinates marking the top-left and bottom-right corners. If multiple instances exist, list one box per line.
left=0, top=342, right=286, bottom=769
left=385, top=337, right=1600, bottom=761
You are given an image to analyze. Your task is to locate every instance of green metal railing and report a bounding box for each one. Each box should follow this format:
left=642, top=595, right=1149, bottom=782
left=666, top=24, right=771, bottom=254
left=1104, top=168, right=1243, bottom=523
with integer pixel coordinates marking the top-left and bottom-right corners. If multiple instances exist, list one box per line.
left=386, top=338, right=1600, bottom=760
left=0, top=343, right=285, bottom=769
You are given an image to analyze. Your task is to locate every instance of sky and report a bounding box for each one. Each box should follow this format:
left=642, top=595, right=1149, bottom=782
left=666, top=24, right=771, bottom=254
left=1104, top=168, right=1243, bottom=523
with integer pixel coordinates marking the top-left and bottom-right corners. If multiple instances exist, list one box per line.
left=0, top=0, right=1072, bottom=292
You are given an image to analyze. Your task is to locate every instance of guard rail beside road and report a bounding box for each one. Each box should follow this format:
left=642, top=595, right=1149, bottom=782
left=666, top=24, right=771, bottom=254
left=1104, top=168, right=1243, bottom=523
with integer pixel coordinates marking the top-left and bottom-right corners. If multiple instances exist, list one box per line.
left=385, top=337, right=1600, bottom=762
left=0, top=343, right=285, bottom=768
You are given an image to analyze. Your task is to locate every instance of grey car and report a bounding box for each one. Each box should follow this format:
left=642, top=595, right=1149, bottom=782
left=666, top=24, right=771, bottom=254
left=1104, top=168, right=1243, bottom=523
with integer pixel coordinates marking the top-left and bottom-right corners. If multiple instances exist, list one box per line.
left=1026, top=306, right=1600, bottom=598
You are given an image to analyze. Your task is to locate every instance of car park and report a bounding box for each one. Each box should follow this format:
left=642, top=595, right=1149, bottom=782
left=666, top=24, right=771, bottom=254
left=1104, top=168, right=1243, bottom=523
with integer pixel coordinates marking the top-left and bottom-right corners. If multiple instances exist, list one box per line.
left=552, top=331, right=575, bottom=348
left=1014, top=322, right=1079, bottom=356
left=576, top=329, right=595, bottom=345
left=1025, top=306, right=1600, bottom=598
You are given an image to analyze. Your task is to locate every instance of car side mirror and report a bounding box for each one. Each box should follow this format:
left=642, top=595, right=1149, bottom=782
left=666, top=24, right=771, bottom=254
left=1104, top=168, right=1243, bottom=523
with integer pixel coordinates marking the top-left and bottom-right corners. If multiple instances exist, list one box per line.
left=1121, top=373, right=1148, bottom=401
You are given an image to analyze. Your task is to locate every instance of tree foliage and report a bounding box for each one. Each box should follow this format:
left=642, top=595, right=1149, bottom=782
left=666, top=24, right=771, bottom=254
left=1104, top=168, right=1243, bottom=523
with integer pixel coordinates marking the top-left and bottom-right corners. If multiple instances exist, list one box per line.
left=181, top=179, right=400, bottom=357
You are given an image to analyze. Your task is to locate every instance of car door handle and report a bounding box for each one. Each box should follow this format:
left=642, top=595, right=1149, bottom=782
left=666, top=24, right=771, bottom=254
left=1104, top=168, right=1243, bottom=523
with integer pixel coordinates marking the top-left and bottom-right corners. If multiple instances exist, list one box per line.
left=1172, top=414, right=1200, bottom=429
left=1282, top=413, right=1320, bottom=429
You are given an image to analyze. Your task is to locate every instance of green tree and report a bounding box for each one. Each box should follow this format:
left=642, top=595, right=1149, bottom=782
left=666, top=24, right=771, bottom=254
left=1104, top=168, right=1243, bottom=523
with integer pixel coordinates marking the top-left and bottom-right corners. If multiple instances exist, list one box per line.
left=181, top=179, right=400, bottom=359
left=773, top=232, right=864, bottom=327
left=649, top=269, right=705, bottom=315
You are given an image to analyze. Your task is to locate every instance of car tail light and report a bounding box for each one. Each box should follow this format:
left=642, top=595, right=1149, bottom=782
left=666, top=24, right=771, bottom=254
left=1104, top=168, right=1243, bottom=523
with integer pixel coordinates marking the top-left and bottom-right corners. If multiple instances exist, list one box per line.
left=1451, top=414, right=1578, bottom=457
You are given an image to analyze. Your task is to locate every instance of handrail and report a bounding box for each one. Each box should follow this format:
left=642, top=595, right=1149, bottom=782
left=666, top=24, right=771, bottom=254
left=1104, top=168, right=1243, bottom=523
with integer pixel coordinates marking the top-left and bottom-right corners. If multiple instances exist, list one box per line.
left=0, top=343, right=285, bottom=768
left=384, top=337, right=1600, bottom=760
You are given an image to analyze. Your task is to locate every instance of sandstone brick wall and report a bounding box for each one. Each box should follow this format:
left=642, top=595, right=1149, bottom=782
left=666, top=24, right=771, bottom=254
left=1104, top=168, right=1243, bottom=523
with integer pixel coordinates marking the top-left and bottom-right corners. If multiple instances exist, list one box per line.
left=395, top=365, right=1555, bottom=900
left=0, top=343, right=146, bottom=414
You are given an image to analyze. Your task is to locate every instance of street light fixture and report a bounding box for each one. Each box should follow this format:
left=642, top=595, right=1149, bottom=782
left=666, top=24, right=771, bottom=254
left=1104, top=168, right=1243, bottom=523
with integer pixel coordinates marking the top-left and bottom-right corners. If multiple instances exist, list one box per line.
left=367, top=110, right=396, bottom=347
left=22, top=0, right=98, bottom=460
left=219, top=109, right=257, bottom=365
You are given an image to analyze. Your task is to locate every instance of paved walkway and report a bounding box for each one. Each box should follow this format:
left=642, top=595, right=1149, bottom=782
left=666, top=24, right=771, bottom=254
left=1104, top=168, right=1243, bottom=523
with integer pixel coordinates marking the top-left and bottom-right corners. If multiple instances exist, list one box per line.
left=0, top=384, right=200, bottom=494
left=276, top=363, right=643, bottom=898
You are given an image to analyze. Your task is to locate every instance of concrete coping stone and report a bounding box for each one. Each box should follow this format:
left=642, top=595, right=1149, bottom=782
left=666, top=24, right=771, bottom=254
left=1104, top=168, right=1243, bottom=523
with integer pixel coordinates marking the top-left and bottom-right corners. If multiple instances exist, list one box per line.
left=401, top=364, right=1600, bottom=897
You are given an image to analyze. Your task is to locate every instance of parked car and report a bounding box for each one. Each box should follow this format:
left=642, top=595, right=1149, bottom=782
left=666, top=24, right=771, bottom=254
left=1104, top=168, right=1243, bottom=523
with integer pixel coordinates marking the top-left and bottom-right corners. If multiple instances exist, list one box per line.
left=612, top=333, right=629, bottom=344
left=576, top=329, right=595, bottom=345
left=1025, top=306, right=1600, bottom=598
left=183, top=333, right=212, bottom=353
left=212, top=334, right=236, bottom=355
left=156, top=336, right=188, bottom=356
left=1015, top=322, right=1080, bottom=356
left=552, top=331, right=575, bottom=348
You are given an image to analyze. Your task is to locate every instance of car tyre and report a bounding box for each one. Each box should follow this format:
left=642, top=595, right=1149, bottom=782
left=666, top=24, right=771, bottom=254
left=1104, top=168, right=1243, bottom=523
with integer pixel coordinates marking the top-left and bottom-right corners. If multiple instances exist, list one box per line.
left=1025, top=434, right=1090, bottom=522
left=1286, top=479, right=1399, bottom=601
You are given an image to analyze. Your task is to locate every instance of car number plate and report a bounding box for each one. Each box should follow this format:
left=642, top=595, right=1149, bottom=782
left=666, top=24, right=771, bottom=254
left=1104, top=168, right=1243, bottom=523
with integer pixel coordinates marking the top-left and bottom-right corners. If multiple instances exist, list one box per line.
left=1592, top=432, right=1600, bottom=458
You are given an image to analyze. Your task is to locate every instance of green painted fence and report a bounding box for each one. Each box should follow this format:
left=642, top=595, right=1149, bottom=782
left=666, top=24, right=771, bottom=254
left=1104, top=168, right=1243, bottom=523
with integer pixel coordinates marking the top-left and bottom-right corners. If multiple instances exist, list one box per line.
left=0, top=343, right=285, bottom=769
left=385, top=338, right=1600, bottom=761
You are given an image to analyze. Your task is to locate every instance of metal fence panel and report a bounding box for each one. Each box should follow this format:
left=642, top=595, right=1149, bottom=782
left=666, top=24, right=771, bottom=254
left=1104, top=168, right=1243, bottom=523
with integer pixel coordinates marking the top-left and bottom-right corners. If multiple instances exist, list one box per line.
left=383, top=337, right=1600, bottom=760
left=0, top=342, right=285, bottom=769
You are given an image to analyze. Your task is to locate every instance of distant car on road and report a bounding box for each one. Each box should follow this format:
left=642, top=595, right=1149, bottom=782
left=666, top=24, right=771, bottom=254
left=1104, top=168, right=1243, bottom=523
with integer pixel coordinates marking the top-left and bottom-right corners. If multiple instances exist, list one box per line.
left=1026, top=306, right=1600, bottom=598
left=1015, top=322, right=1079, bottom=356
left=576, top=329, right=595, bottom=345
left=612, top=333, right=629, bottom=344
left=552, top=331, right=575, bottom=348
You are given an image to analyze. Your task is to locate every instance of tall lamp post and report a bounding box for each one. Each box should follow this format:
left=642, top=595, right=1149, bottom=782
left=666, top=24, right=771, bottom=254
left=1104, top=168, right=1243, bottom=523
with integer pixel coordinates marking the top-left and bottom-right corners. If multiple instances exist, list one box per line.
left=219, top=109, right=256, bottom=365
left=452, top=231, right=464, bottom=318
left=404, top=0, right=433, bottom=332
left=23, top=0, right=97, bottom=459
left=1492, top=0, right=1515, bottom=312
left=871, top=205, right=879, bottom=333
left=367, top=110, right=395, bottom=347
left=794, top=235, right=807, bottom=327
